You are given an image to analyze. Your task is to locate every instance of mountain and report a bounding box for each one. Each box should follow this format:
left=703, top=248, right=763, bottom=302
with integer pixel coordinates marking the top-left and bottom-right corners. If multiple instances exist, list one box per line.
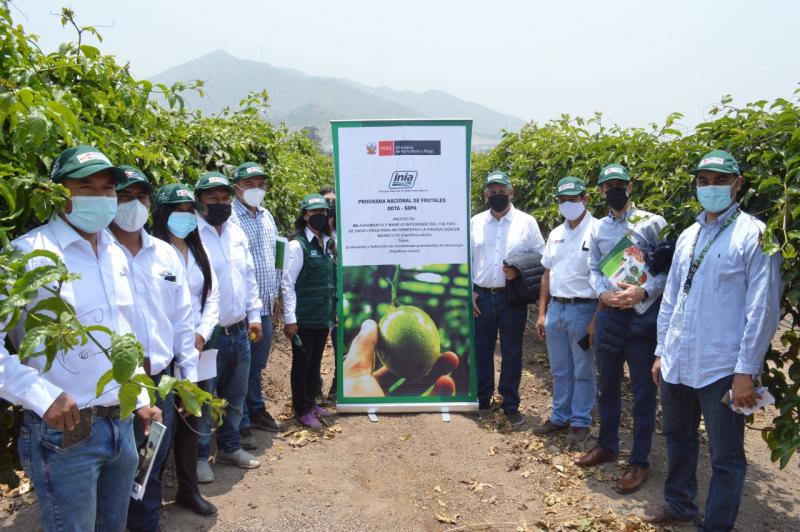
left=149, top=51, right=523, bottom=147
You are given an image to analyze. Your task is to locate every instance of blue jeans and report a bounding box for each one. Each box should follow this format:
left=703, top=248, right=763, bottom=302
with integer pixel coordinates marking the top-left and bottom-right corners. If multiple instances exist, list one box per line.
left=474, top=290, right=527, bottom=412
left=544, top=300, right=597, bottom=427
left=198, top=328, right=251, bottom=458
left=661, top=374, right=746, bottom=531
left=127, top=372, right=176, bottom=532
left=18, top=410, right=138, bottom=532
left=241, top=314, right=273, bottom=429
left=594, top=303, right=658, bottom=467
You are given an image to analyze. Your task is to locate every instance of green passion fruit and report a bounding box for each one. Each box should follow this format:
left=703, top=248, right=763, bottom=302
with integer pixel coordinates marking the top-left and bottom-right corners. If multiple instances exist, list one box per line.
left=376, top=305, right=441, bottom=380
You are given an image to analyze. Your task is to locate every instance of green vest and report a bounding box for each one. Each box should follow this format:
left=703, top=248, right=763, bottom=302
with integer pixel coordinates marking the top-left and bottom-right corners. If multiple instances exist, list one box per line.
left=294, top=232, right=336, bottom=328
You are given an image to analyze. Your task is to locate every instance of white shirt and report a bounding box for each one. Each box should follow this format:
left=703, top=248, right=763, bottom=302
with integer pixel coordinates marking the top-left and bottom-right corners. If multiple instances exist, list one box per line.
left=173, top=243, right=220, bottom=343
left=119, top=230, right=198, bottom=382
left=197, top=215, right=261, bottom=327
left=281, top=227, right=332, bottom=325
left=541, top=213, right=598, bottom=299
left=471, top=206, right=545, bottom=288
left=1, top=216, right=148, bottom=417
left=656, top=204, right=782, bottom=388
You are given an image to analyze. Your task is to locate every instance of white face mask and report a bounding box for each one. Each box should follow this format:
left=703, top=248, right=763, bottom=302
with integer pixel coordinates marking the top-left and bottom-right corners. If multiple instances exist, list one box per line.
left=241, top=187, right=266, bottom=207
left=113, top=199, right=149, bottom=232
left=558, top=200, right=586, bottom=221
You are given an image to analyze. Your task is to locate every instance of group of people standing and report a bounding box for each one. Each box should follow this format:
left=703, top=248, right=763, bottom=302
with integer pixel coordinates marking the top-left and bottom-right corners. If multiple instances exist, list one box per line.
left=471, top=151, right=781, bottom=531
left=0, top=145, right=338, bottom=531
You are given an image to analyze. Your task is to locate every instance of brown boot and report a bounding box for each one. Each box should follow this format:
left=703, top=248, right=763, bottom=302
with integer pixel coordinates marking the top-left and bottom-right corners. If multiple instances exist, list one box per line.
left=615, top=464, right=649, bottom=494
left=641, top=505, right=697, bottom=525
left=574, top=445, right=617, bottom=467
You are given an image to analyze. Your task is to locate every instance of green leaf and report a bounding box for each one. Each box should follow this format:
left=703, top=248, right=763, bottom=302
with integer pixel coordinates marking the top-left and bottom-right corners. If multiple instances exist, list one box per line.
left=96, top=369, right=114, bottom=397
left=118, top=381, right=140, bottom=418
left=110, top=333, right=143, bottom=383
left=133, top=373, right=157, bottom=405
left=177, top=386, right=202, bottom=417
left=157, top=375, right=176, bottom=401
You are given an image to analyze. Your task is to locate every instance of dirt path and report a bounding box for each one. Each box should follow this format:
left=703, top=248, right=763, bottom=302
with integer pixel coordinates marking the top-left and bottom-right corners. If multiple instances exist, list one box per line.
left=3, top=324, right=799, bottom=531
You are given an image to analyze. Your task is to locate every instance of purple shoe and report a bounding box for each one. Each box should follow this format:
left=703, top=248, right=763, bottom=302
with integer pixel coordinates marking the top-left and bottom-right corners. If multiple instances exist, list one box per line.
left=312, top=405, right=333, bottom=418
left=298, top=411, right=322, bottom=429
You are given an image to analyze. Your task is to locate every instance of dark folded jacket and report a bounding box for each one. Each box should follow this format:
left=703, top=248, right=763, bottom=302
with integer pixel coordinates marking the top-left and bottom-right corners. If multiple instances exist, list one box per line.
left=503, top=252, right=544, bottom=306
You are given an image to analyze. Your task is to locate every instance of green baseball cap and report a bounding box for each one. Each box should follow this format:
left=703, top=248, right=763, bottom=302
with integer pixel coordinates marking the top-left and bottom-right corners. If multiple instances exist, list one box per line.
left=116, top=165, right=154, bottom=193
left=690, top=150, right=740, bottom=176
left=233, top=162, right=267, bottom=182
left=155, top=183, right=206, bottom=212
left=195, top=171, right=234, bottom=194
left=484, top=170, right=511, bottom=188
left=555, top=176, right=586, bottom=197
left=300, top=193, right=330, bottom=212
left=598, top=164, right=631, bottom=184
left=49, top=145, right=125, bottom=183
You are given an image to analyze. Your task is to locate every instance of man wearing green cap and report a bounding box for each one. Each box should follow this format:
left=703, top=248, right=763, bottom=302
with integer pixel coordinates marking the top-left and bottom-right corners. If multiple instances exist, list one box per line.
left=194, top=171, right=263, bottom=475
left=575, top=164, right=667, bottom=495
left=534, top=177, right=598, bottom=444
left=642, top=150, right=781, bottom=528
left=471, top=170, right=545, bottom=426
left=0, top=145, right=160, bottom=531
left=281, top=193, right=337, bottom=428
left=228, top=162, right=284, bottom=441
left=107, top=167, right=199, bottom=531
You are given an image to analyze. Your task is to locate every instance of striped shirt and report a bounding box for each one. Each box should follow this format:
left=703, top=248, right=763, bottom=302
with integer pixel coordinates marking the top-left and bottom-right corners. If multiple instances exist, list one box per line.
left=230, top=198, right=279, bottom=315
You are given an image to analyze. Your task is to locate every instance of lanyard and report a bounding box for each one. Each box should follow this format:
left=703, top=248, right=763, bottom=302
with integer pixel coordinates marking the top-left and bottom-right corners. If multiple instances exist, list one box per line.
left=682, top=209, right=740, bottom=295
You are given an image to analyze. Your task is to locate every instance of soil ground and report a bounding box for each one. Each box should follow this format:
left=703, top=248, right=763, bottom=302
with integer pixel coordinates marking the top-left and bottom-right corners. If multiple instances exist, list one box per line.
left=2, top=322, right=799, bottom=531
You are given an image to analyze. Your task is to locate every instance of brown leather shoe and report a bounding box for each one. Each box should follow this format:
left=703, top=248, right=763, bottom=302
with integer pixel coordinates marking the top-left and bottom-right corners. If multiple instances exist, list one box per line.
left=641, top=505, right=697, bottom=525
left=573, top=445, right=617, bottom=467
left=615, top=464, right=649, bottom=494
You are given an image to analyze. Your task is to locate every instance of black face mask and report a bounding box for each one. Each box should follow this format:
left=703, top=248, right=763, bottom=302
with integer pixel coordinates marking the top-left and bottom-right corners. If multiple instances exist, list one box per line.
left=308, top=213, right=329, bottom=232
left=604, top=187, right=629, bottom=211
left=488, top=194, right=510, bottom=212
left=204, top=203, right=232, bottom=226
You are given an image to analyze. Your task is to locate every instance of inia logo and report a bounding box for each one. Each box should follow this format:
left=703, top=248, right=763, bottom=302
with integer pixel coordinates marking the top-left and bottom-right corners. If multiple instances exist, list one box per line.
left=388, top=171, right=418, bottom=189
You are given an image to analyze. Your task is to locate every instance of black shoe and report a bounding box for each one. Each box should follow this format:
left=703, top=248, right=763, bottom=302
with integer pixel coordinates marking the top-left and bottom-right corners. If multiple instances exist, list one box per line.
left=532, top=420, right=569, bottom=435
left=505, top=410, right=525, bottom=426
left=239, top=427, right=258, bottom=450
left=175, top=490, right=218, bottom=517
left=250, top=409, right=285, bottom=433
left=478, top=399, right=491, bottom=411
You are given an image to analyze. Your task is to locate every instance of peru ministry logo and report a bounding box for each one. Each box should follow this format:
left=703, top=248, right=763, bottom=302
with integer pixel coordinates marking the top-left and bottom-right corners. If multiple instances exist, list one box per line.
left=388, top=171, right=418, bottom=189
left=366, top=142, right=377, bottom=155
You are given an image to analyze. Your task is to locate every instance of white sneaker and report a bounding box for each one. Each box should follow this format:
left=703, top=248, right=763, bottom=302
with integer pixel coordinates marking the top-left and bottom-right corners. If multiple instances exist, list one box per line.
left=216, top=449, right=260, bottom=469
left=197, top=460, right=215, bottom=483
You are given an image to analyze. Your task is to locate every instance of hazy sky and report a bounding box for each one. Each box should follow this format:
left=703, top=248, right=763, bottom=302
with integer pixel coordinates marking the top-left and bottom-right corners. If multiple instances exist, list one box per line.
left=12, top=0, right=800, bottom=129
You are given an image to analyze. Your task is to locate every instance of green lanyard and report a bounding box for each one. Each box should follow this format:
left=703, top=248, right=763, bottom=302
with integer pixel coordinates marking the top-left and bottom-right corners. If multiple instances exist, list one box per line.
left=682, top=209, right=740, bottom=295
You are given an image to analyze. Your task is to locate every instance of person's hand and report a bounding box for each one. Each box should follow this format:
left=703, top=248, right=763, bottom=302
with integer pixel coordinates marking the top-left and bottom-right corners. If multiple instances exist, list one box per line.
left=272, top=298, right=282, bottom=316
left=503, top=265, right=519, bottom=280
left=732, top=373, right=759, bottom=410
left=472, top=291, right=481, bottom=318
left=194, top=333, right=205, bottom=352
left=535, top=313, right=546, bottom=340
left=136, top=405, right=162, bottom=436
left=284, top=322, right=299, bottom=339
left=43, top=392, right=80, bottom=431
left=248, top=321, right=263, bottom=342
left=599, top=290, right=622, bottom=308
left=651, top=358, right=661, bottom=386
left=587, top=316, right=597, bottom=349
left=342, top=320, right=460, bottom=398
left=615, top=282, right=646, bottom=308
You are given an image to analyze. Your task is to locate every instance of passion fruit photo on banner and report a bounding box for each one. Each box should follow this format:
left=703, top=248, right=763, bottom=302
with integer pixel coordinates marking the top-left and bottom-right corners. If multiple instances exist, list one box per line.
left=337, top=263, right=476, bottom=404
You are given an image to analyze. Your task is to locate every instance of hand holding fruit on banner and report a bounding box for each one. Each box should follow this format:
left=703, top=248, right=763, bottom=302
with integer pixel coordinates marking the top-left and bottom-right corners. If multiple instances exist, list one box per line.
left=342, top=319, right=460, bottom=398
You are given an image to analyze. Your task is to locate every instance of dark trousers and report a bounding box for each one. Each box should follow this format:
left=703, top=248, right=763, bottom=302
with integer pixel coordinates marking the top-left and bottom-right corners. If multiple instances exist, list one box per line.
left=661, top=374, right=746, bottom=531
left=291, top=327, right=329, bottom=416
left=594, top=304, right=658, bottom=467
left=474, top=290, right=527, bottom=412
left=172, top=407, right=201, bottom=496
left=127, top=372, right=175, bottom=532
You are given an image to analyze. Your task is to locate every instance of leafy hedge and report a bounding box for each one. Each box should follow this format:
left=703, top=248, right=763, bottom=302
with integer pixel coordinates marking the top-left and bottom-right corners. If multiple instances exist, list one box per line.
left=0, top=7, right=332, bottom=487
left=472, top=99, right=800, bottom=468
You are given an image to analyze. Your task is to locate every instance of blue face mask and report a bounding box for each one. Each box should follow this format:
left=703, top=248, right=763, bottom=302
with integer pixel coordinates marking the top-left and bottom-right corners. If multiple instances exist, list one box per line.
left=167, top=211, right=197, bottom=238
left=65, top=196, right=117, bottom=234
left=696, top=185, right=734, bottom=213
